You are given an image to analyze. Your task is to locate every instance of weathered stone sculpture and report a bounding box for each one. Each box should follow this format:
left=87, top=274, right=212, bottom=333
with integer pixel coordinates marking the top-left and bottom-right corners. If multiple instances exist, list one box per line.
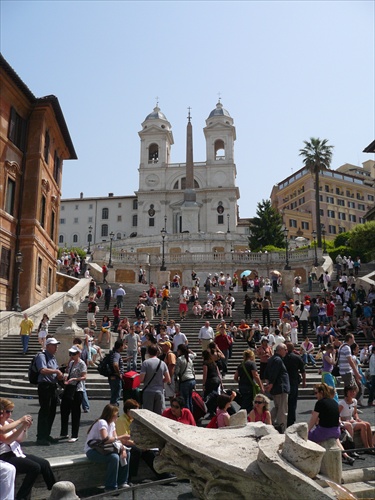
left=130, top=410, right=338, bottom=500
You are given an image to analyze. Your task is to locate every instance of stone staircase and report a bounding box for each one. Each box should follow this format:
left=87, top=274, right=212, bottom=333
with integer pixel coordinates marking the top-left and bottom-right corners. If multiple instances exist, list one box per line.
left=0, top=277, right=370, bottom=401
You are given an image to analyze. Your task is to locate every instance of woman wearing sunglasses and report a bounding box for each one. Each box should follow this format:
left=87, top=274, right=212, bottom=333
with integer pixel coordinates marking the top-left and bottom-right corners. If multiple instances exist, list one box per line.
left=0, top=398, right=56, bottom=499
left=162, top=396, right=196, bottom=426
left=248, top=394, right=272, bottom=424
left=59, top=345, right=87, bottom=442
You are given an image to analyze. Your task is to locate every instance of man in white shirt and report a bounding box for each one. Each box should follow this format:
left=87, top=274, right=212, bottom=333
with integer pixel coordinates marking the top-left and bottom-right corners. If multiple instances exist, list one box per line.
left=198, top=321, right=214, bottom=351
left=114, top=284, right=126, bottom=308
left=172, top=324, right=188, bottom=353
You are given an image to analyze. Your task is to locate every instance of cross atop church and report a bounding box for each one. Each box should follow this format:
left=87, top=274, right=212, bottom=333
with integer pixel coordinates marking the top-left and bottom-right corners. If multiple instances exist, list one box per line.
left=155, top=96, right=159, bottom=107
left=217, top=91, right=222, bottom=103
left=187, top=106, right=192, bottom=122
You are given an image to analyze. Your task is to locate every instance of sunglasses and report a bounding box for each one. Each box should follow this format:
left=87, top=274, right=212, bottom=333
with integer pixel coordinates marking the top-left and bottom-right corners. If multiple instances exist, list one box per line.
left=254, top=401, right=263, bottom=405
left=0, top=410, right=13, bottom=414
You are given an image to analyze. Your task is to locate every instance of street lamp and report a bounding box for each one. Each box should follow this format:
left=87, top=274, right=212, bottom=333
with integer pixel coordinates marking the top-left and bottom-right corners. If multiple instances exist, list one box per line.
left=321, top=226, right=327, bottom=254
left=160, top=227, right=167, bottom=271
left=283, top=227, right=291, bottom=270
left=227, top=213, right=230, bottom=233
left=13, top=251, right=23, bottom=311
left=312, top=230, right=318, bottom=267
left=108, top=231, right=114, bottom=268
left=87, top=225, right=93, bottom=254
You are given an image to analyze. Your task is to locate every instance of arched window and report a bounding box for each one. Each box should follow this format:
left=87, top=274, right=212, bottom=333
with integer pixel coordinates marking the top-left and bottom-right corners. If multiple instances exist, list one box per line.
left=73, top=234, right=78, bottom=243
left=148, top=143, right=159, bottom=163
left=102, top=207, right=109, bottom=219
left=214, top=139, right=225, bottom=160
left=174, top=178, right=200, bottom=190
left=116, top=232, right=121, bottom=240
left=59, top=235, right=64, bottom=244
left=101, top=224, right=108, bottom=237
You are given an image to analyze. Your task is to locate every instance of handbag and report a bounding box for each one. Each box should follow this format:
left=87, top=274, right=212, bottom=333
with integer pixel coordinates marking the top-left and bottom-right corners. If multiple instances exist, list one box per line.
left=87, top=438, right=122, bottom=455
left=139, top=359, right=161, bottom=405
left=242, top=362, right=260, bottom=399
left=332, top=347, right=341, bottom=377
left=62, top=363, right=77, bottom=401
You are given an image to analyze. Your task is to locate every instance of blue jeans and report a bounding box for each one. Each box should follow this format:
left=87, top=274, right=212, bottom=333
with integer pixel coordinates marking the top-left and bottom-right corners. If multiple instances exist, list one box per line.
left=21, top=335, right=29, bottom=354
left=81, top=384, right=90, bottom=411
left=302, top=353, right=316, bottom=365
left=86, top=449, right=129, bottom=489
left=179, top=379, right=196, bottom=412
left=109, top=377, right=122, bottom=406
left=127, top=351, right=137, bottom=372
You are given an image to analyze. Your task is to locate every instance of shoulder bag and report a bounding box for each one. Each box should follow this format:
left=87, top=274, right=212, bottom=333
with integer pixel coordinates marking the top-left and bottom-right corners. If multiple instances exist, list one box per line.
left=331, top=346, right=342, bottom=377
left=242, top=362, right=260, bottom=399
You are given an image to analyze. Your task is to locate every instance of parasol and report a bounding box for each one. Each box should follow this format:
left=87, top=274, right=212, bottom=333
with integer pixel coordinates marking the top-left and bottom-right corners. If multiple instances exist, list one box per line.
left=240, top=270, right=251, bottom=278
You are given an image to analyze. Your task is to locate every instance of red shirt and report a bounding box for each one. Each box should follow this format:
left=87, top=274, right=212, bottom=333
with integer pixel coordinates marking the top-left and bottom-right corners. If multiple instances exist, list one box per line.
left=162, top=408, right=196, bottom=426
left=215, top=333, right=232, bottom=351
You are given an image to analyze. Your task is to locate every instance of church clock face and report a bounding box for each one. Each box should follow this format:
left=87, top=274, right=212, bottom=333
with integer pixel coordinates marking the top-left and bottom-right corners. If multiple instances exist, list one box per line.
left=145, top=174, right=160, bottom=187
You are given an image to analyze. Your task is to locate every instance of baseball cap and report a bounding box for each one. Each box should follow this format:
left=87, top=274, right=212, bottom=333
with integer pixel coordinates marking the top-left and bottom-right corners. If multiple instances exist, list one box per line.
left=159, top=341, right=172, bottom=349
left=46, top=338, right=60, bottom=346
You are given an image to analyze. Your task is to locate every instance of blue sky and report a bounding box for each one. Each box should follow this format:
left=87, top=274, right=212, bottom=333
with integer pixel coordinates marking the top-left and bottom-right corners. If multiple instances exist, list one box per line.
left=1, top=0, right=374, bottom=218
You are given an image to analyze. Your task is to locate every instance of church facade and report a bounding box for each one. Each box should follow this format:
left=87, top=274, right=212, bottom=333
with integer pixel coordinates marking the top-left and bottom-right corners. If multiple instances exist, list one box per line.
left=60, top=102, right=250, bottom=255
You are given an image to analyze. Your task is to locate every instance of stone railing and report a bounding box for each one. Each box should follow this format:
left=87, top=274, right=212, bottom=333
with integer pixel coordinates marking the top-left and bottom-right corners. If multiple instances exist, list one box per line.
left=0, top=277, right=90, bottom=339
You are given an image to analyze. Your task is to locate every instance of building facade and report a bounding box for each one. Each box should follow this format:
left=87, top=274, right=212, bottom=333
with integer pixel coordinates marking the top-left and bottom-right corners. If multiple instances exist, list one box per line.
left=60, top=102, right=250, bottom=255
left=270, top=160, right=375, bottom=241
left=0, top=54, right=76, bottom=311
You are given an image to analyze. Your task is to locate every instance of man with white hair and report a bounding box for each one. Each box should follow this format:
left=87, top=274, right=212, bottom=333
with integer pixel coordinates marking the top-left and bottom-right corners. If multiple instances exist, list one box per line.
left=264, top=343, right=290, bottom=434
left=172, top=324, right=188, bottom=353
left=114, top=284, right=126, bottom=308
left=198, top=321, right=214, bottom=351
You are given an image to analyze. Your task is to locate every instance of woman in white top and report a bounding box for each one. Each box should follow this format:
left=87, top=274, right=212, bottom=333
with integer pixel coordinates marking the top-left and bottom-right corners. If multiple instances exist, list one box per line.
left=37, top=313, right=50, bottom=350
left=338, top=384, right=374, bottom=454
left=85, top=404, right=132, bottom=491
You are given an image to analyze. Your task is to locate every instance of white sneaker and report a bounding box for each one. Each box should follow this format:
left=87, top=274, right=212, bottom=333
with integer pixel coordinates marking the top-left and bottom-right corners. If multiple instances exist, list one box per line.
left=68, top=437, right=78, bottom=443
left=118, top=483, right=130, bottom=489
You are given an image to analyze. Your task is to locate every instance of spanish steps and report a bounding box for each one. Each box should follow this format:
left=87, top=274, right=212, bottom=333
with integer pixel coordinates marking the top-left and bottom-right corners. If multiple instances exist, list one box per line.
left=0, top=270, right=371, bottom=401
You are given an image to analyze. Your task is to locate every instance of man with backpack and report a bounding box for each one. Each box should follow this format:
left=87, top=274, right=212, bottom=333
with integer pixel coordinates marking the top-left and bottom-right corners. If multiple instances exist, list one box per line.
left=35, top=338, right=64, bottom=446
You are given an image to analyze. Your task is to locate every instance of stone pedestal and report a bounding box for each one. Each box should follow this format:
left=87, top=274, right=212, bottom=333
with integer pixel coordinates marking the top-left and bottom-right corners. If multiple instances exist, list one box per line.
left=55, top=301, right=83, bottom=367
left=282, top=270, right=296, bottom=300
left=157, top=270, right=171, bottom=289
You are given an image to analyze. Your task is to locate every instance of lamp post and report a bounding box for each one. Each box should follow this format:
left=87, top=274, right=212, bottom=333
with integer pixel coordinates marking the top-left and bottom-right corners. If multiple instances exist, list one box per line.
left=283, top=227, right=291, bottom=270
left=87, top=225, right=93, bottom=254
left=13, top=251, right=23, bottom=311
left=322, top=226, right=327, bottom=254
left=312, top=230, right=318, bottom=267
left=108, top=231, right=114, bottom=268
left=227, top=213, right=230, bottom=233
left=160, top=227, right=167, bottom=271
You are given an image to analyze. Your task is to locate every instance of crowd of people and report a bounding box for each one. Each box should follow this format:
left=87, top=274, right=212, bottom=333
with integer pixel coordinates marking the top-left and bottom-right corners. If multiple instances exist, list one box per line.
left=7, top=265, right=374, bottom=497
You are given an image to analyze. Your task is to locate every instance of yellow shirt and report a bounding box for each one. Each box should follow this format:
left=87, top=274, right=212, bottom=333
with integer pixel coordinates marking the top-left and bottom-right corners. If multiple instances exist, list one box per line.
left=20, top=319, right=34, bottom=335
left=116, top=413, right=132, bottom=436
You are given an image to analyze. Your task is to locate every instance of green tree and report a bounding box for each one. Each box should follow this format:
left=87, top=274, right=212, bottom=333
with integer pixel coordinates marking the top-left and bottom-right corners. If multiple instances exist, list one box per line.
left=249, top=200, right=284, bottom=250
left=348, top=221, right=375, bottom=260
left=299, top=137, right=334, bottom=248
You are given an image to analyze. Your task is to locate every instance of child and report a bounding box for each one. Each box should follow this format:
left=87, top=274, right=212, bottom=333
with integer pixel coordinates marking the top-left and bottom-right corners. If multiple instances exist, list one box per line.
left=216, top=392, right=236, bottom=428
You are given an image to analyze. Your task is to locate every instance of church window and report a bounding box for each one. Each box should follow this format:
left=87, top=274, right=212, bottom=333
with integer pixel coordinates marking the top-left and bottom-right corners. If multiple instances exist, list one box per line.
left=148, top=144, right=159, bottom=163
left=102, top=207, right=109, bottom=219
left=116, top=232, right=121, bottom=239
left=132, top=215, right=138, bottom=227
left=218, top=215, right=224, bottom=224
left=149, top=218, right=155, bottom=227
left=214, top=139, right=225, bottom=160
left=175, top=178, right=200, bottom=190
left=173, top=180, right=179, bottom=189
left=73, top=234, right=78, bottom=243
left=133, top=199, right=138, bottom=210
left=101, top=224, right=108, bottom=237
left=59, top=235, right=64, bottom=244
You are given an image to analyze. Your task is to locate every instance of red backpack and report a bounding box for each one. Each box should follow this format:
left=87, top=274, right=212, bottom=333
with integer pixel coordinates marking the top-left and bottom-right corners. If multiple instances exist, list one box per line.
left=207, top=415, right=218, bottom=428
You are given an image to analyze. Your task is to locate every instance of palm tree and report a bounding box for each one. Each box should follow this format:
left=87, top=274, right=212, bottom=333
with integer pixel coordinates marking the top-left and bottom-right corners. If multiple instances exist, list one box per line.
left=299, top=138, right=334, bottom=248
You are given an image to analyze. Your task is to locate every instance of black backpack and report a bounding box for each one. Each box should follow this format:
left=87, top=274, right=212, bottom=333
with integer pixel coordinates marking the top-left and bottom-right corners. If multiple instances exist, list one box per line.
left=97, top=351, right=114, bottom=377
left=28, top=352, right=47, bottom=384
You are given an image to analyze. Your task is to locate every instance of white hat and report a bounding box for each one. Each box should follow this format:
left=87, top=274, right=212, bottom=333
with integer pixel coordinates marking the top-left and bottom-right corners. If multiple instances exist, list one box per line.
left=46, top=338, right=60, bottom=346
left=68, top=346, right=81, bottom=354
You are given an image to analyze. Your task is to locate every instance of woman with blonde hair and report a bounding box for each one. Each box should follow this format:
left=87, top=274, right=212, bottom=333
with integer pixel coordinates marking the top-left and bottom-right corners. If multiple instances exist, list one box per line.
left=308, top=383, right=341, bottom=443
left=248, top=394, right=272, bottom=424
left=234, top=349, right=264, bottom=413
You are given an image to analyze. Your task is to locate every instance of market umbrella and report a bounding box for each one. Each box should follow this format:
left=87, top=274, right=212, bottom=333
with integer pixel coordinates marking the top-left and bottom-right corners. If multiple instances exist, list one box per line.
left=240, top=270, right=251, bottom=278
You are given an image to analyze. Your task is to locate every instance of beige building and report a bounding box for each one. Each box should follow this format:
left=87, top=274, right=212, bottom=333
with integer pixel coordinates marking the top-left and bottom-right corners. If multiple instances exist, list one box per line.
left=0, top=54, right=76, bottom=311
left=270, top=160, right=375, bottom=242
